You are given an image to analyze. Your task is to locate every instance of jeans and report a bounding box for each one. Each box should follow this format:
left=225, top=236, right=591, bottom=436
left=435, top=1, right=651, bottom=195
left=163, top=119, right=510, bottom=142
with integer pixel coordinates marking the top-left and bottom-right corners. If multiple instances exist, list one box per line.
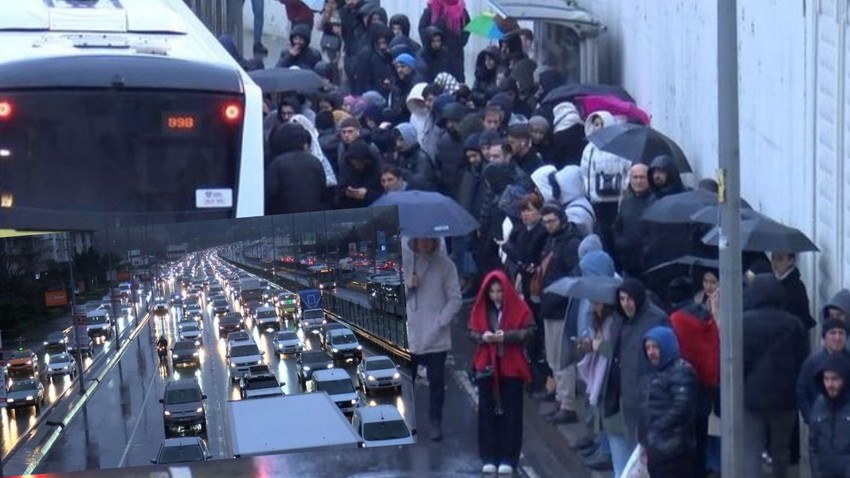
left=246, top=0, right=264, bottom=45
left=410, top=351, right=447, bottom=425
left=477, top=377, right=524, bottom=468
left=744, top=409, right=796, bottom=478
left=608, top=433, right=636, bottom=478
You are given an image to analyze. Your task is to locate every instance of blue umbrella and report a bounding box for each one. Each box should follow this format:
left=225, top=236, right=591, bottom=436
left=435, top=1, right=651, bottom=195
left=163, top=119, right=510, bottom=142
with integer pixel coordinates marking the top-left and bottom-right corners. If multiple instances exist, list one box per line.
left=543, top=276, right=623, bottom=305
left=371, top=191, right=480, bottom=238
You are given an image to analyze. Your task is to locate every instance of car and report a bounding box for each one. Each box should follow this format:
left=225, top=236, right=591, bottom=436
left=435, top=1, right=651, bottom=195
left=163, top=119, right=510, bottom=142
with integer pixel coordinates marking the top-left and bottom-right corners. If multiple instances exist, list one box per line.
left=67, top=331, right=94, bottom=357
left=43, top=331, right=69, bottom=354
left=120, top=305, right=135, bottom=317
left=324, top=328, right=363, bottom=363
left=296, top=349, right=334, bottom=384
left=6, top=349, right=38, bottom=378
left=185, top=304, right=203, bottom=318
left=45, top=352, right=77, bottom=378
left=319, top=322, right=348, bottom=348
left=253, top=306, right=280, bottom=332
left=310, top=369, right=359, bottom=415
left=151, top=437, right=212, bottom=464
left=211, top=298, right=230, bottom=317
left=238, top=367, right=284, bottom=399
left=272, top=330, right=303, bottom=356
left=178, top=324, right=203, bottom=345
left=356, top=355, right=402, bottom=395
left=227, top=341, right=264, bottom=381
left=5, top=379, right=45, bottom=411
left=218, top=312, right=243, bottom=338
left=153, top=297, right=169, bottom=316
left=351, top=405, right=416, bottom=447
left=225, top=331, right=252, bottom=350
left=160, top=379, right=207, bottom=434
left=171, top=340, right=201, bottom=367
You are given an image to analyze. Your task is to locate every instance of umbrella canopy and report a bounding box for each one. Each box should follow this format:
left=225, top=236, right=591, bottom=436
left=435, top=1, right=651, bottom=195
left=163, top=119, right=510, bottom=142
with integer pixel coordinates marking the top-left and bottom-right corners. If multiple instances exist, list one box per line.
left=543, top=276, right=623, bottom=305
left=689, top=203, right=758, bottom=225
left=701, top=216, right=819, bottom=253
left=643, top=255, right=720, bottom=276
left=248, top=68, right=324, bottom=95
left=371, top=191, right=480, bottom=238
left=573, top=95, right=650, bottom=125
left=542, top=84, right=636, bottom=106
left=642, top=190, right=721, bottom=223
left=464, top=12, right=504, bottom=39
left=588, top=123, right=691, bottom=173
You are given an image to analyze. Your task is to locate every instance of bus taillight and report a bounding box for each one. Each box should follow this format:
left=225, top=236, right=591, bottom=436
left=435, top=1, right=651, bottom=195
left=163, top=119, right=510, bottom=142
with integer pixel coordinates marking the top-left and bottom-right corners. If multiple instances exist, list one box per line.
left=222, top=103, right=241, bottom=123
left=0, top=101, right=12, bottom=120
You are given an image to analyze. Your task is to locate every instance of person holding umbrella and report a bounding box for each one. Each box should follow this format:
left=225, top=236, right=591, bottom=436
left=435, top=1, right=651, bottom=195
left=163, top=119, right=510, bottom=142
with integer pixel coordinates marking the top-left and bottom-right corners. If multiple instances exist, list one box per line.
left=404, top=236, right=462, bottom=442
left=468, top=270, right=536, bottom=475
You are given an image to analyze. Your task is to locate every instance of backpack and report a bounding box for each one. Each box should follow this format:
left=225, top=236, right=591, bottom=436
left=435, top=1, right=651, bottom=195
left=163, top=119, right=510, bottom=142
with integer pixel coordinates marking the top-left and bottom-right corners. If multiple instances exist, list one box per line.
left=586, top=148, right=626, bottom=199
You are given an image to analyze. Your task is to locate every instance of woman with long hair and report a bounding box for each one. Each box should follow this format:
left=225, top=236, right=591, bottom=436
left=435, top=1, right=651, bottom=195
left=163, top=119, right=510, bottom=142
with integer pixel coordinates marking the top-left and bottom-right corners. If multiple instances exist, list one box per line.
left=469, top=270, right=536, bottom=475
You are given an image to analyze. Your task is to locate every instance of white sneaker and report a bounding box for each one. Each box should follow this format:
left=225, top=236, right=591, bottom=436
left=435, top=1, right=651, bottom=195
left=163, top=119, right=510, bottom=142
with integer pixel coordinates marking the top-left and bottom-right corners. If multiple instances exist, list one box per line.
left=497, top=464, right=513, bottom=475
left=482, top=464, right=497, bottom=473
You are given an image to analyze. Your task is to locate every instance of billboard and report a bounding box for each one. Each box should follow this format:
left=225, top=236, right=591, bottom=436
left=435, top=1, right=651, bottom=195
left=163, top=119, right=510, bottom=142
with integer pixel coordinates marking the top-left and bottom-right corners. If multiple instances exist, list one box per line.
left=44, top=290, right=68, bottom=307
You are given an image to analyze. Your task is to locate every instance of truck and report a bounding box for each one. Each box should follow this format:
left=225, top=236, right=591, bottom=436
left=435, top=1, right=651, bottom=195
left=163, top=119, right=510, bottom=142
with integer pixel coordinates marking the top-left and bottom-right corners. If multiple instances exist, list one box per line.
left=239, top=277, right=264, bottom=318
left=226, top=393, right=361, bottom=458
left=297, top=289, right=325, bottom=333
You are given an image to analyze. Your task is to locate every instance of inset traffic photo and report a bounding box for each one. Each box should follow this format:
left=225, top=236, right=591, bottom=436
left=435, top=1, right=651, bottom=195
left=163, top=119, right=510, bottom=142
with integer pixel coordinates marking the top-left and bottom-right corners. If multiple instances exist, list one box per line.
left=0, top=206, right=421, bottom=476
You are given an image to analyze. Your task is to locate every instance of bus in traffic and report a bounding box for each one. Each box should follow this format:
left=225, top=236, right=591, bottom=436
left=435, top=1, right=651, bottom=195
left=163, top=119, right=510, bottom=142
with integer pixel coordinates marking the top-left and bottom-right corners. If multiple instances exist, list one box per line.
left=307, top=266, right=337, bottom=290
left=0, top=0, right=264, bottom=232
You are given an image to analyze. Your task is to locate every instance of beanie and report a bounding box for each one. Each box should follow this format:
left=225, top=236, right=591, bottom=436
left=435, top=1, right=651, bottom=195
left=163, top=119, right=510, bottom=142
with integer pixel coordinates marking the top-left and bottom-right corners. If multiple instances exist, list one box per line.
left=822, top=318, right=848, bottom=338
left=393, top=53, right=417, bottom=69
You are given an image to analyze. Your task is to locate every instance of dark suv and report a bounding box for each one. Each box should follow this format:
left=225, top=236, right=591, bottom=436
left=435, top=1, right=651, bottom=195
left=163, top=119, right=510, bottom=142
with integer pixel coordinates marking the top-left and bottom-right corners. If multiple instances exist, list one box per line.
left=218, top=312, right=243, bottom=339
left=160, top=379, right=207, bottom=435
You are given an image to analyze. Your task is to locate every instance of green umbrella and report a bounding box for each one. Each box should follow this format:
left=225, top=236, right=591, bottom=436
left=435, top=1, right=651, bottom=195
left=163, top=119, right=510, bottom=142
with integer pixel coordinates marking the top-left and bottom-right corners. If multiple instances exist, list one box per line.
left=464, top=12, right=504, bottom=40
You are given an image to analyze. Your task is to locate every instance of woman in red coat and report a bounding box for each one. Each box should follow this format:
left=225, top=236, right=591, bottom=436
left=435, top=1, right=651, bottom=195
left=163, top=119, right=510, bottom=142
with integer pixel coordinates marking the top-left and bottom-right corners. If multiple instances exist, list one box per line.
left=469, top=270, right=536, bottom=475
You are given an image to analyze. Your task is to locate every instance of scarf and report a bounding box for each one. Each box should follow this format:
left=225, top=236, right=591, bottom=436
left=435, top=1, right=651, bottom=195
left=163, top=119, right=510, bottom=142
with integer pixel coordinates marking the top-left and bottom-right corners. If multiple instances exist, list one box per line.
left=428, top=0, right=465, bottom=35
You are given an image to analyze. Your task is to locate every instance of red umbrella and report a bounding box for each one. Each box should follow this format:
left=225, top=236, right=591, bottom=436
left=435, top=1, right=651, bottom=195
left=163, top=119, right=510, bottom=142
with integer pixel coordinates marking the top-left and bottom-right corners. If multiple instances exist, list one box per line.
left=574, top=95, right=651, bottom=125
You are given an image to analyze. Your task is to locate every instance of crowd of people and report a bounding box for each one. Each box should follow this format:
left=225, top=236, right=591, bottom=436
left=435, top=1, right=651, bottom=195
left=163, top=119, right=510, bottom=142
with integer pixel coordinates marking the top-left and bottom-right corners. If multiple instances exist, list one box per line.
left=230, top=1, right=850, bottom=477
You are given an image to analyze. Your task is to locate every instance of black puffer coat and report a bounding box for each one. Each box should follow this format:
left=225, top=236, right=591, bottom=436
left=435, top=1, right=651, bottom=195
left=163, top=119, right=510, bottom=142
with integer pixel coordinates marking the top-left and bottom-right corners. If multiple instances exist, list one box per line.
left=539, top=225, right=584, bottom=320
left=809, top=353, right=850, bottom=478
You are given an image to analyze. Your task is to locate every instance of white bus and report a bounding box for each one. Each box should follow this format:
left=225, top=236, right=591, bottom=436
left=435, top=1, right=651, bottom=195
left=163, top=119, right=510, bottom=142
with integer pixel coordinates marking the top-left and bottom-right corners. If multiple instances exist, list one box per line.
left=0, top=0, right=264, bottom=232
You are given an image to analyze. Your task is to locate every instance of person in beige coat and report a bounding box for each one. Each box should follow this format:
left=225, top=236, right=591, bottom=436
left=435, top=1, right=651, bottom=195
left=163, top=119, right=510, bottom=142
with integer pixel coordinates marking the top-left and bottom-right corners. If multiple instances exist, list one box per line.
left=404, top=236, right=462, bottom=441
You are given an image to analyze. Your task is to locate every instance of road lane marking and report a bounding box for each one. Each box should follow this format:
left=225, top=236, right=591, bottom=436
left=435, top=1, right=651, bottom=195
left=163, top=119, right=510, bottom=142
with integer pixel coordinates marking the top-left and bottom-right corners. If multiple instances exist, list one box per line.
left=117, top=345, right=159, bottom=468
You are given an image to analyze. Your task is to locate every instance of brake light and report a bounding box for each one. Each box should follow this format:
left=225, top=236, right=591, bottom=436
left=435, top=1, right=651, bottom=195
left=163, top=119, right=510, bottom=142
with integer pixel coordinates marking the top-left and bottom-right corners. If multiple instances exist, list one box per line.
left=0, top=100, right=12, bottom=120
left=222, top=103, right=241, bottom=122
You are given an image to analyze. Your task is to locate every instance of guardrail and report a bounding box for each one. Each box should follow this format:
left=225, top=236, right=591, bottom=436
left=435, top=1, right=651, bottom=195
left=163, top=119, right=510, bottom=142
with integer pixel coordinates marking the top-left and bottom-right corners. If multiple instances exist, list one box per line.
left=219, top=254, right=411, bottom=364
left=183, top=0, right=244, bottom=52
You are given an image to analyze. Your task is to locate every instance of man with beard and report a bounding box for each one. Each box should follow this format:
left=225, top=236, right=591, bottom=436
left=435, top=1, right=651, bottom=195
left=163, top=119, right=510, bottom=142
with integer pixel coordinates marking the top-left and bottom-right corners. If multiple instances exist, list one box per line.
left=434, top=101, right=469, bottom=199
left=276, top=23, right=322, bottom=70
left=353, top=22, right=394, bottom=96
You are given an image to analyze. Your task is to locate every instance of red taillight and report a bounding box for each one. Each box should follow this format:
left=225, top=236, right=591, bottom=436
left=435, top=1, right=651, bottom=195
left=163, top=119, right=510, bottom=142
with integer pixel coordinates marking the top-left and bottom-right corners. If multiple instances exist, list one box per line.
left=0, top=101, right=12, bottom=120
left=223, top=103, right=241, bottom=122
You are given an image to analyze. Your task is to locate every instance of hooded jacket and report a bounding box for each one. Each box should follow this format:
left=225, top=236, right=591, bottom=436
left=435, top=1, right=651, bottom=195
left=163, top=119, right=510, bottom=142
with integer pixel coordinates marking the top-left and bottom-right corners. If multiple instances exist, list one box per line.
left=340, top=0, right=367, bottom=56
left=779, top=266, right=816, bottom=330
left=456, top=134, right=489, bottom=222
left=601, top=279, right=669, bottom=439
left=808, top=353, right=850, bottom=478
left=337, top=141, right=383, bottom=209
left=417, top=1, right=471, bottom=82
left=472, top=47, right=501, bottom=107
left=479, top=162, right=534, bottom=240
left=798, top=339, right=850, bottom=425
left=276, top=24, right=323, bottom=70
left=823, top=289, right=850, bottom=320
left=434, top=102, right=468, bottom=198
left=389, top=14, right=421, bottom=52
left=580, top=111, right=632, bottom=203
left=639, top=326, right=698, bottom=466
left=572, top=238, right=613, bottom=337
left=353, top=23, right=395, bottom=95
left=265, top=124, right=328, bottom=215
left=669, top=300, right=719, bottom=388
left=404, top=238, right=463, bottom=355
left=742, top=274, right=808, bottom=412
left=531, top=165, right=595, bottom=236
left=469, top=270, right=535, bottom=382
left=648, top=155, right=685, bottom=198
left=551, top=102, right=587, bottom=168
left=394, top=122, right=437, bottom=191
left=417, top=26, right=453, bottom=82
left=406, top=83, right=440, bottom=159
left=612, top=184, right=656, bottom=276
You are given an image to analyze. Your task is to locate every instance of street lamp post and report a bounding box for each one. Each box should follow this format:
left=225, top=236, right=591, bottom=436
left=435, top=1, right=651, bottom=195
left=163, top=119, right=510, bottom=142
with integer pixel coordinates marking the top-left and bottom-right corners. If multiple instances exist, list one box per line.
left=67, top=245, right=86, bottom=395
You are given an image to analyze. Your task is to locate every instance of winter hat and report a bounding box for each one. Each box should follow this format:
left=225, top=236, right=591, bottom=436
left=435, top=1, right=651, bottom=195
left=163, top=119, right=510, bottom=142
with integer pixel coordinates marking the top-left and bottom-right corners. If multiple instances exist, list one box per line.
left=332, top=110, right=352, bottom=125
left=578, top=234, right=603, bottom=259
left=315, top=110, right=335, bottom=131
left=464, top=133, right=482, bottom=153
left=432, top=93, right=455, bottom=121
left=434, top=72, right=460, bottom=95
left=361, top=102, right=384, bottom=125
left=478, top=129, right=503, bottom=148
left=393, top=53, right=417, bottom=69
left=528, top=115, right=550, bottom=133
left=822, top=318, right=848, bottom=338
left=343, top=95, right=367, bottom=117
left=393, top=122, right=418, bottom=151
left=338, top=116, right=360, bottom=131
left=579, top=250, right=615, bottom=278
left=313, top=61, right=334, bottom=81
left=362, top=90, right=387, bottom=109
left=488, top=92, right=515, bottom=119
left=269, top=122, right=310, bottom=156
left=537, top=69, right=565, bottom=97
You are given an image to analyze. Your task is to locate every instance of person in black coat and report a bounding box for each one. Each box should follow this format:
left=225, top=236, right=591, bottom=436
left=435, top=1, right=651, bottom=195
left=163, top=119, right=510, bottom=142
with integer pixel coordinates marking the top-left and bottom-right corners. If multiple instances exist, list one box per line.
left=638, top=326, right=698, bottom=478
left=393, top=122, right=437, bottom=191
left=771, top=251, right=817, bottom=331
left=353, top=23, right=395, bottom=96
left=434, top=101, right=469, bottom=199
left=797, top=319, right=850, bottom=424
left=276, top=24, right=322, bottom=70
left=501, top=194, right=548, bottom=287
left=472, top=47, right=501, bottom=108
left=390, top=53, right=423, bottom=122
left=265, top=123, right=328, bottom=215
left=808, top=353, right=850, bottom=478
left=418, top=0, right=470, bottom=83
left=648, top=155, right=686, bottom=199
left=389, top=14, right=421, bottom=54
left=742, top=274, right=808, bottom=478
left=612, top=164, right=656, bottom=277
left=506, top=124, right=545, bottom=177
left=417, top=27, right=453, bottom=83
left=337, top=140, right=382, bottom=209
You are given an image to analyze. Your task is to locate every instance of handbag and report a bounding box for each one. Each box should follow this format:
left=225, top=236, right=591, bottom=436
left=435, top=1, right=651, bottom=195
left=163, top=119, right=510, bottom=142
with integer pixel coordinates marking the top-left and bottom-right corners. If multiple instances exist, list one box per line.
left=528, top=252, right=553, bottom=298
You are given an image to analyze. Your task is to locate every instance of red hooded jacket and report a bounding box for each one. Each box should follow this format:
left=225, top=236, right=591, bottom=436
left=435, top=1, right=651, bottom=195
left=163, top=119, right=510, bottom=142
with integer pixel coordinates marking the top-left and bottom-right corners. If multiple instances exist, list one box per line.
left=670, top=302, right=720, bottom=387
left=469, top=270, right=533, bottom=382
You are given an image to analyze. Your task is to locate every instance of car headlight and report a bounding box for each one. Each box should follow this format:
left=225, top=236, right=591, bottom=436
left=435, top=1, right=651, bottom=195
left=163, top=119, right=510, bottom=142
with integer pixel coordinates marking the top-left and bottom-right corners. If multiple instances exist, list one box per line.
left=356, top=345, right=362, bottom=350
left=193, top=352, right=199, bottom=357
left=367, top=375, right=376, bottom=382
left=256, top=360, right=263, bottom=365
left=26, top=361, right=32, bottom=365
left=196, top=407, right=203, bottom=413
left=332, top=348, right=339, bottom=353
left=26, top=395, right=33, bottom=401
left=327, top=363, right=334, bottom=368
left=303, top=366, right=311, bottom=371
left=6, top=398, right=12, bottom=403
left=350, top=399, right=357, bottom=405
left=164, top=411, right=171, bottom=416
left=195, top=340, right=201, bottom=346
left=393, top=372, right=400, bottom=379
left=43, top=341, right=48, bottom=346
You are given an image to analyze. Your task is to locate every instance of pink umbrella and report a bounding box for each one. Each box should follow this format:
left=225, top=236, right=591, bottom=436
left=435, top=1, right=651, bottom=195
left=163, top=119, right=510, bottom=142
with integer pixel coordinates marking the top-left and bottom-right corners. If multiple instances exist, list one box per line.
left=574, top=95, right=651, bottom=125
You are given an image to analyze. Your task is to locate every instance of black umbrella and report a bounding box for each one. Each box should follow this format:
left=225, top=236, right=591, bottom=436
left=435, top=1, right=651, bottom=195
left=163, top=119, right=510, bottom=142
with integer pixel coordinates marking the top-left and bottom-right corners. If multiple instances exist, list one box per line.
left=588, top=124, right=692, bottom=173
left=371, top=190, right=480, bottom=238
left=689, top=203, right=758, bottom=225
left=701, top=216, right=819, bottom=253
left=543, top=276, right=623, bottom=305
left=248, top=68, right=324, bottom=95
left=643, top=255, right=720, bottom=276
left=542, top=83, right=636, bottom=105
left=642, top=190, right=718, bottom=223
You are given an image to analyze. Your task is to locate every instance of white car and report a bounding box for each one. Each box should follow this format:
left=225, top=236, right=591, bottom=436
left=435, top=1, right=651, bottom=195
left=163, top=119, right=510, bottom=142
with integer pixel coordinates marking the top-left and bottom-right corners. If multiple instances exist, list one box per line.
left=45, top=353, right=77, bottom=378
left=179, top=324, right=203, bottom=345
left=351, top=405, right=416, bottom=447
left=356, top=355, right=402, bottom=395
left=272, top=330, right=303, bottom=356
left=310, top=369, right=359, bottom=415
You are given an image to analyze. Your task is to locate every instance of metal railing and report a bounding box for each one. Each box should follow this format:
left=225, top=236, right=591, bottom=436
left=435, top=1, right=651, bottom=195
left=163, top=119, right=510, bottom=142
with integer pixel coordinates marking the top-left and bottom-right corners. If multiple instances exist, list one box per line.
left=183, top=0, right=244, bottom=53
